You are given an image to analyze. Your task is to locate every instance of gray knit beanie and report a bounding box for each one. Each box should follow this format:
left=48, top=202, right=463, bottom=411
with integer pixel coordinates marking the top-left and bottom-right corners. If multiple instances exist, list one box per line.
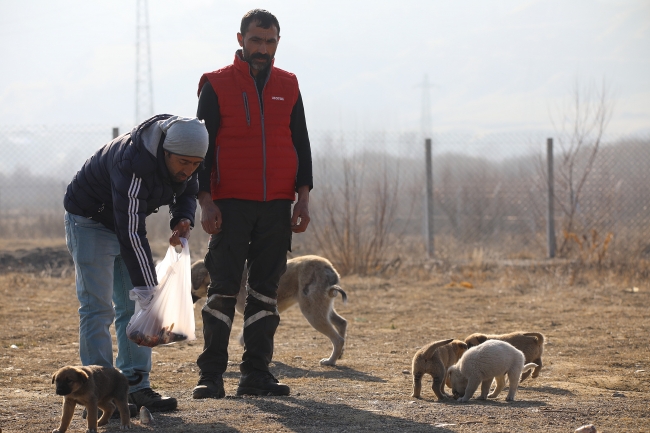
left=160, top=116, right=209, bottom=158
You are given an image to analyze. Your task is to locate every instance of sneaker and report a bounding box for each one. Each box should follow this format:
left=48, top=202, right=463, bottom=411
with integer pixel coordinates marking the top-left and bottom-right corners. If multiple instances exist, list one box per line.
left=82, top=403, right=137, bottom=419
left=236, top=370, right=290, bottom=396
left=128, top=388, right=177, bottom=412
left=192, top=374, right=225, bottom=399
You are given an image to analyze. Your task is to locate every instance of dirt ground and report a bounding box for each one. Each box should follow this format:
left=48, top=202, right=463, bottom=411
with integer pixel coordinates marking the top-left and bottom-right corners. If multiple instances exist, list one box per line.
left=0, top=244, right=648, bottom=433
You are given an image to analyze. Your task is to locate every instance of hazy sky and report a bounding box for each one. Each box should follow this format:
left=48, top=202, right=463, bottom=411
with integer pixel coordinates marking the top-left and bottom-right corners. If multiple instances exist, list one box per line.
left=1, top=0, right=649, bottom=136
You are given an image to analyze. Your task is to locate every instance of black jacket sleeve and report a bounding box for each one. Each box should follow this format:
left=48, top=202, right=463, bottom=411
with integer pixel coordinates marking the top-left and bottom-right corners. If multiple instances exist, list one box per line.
left=290, top=91, right=313, bottom=191
left=196, top=81, right=220, bottom=194
left=169, top=174, right=199, bottom=230
left=110, top=158, right=158, bottom=288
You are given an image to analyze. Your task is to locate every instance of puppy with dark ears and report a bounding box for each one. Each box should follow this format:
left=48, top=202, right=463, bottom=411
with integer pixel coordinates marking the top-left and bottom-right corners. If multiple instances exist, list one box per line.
left=464, top=331, right=545, bottom=381
left=411, top=338, right=468, bottom=400
left=52, top=365, right=142, bottom=433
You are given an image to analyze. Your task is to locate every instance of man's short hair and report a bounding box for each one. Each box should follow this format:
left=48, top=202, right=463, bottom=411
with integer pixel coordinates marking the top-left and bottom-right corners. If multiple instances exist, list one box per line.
left=240, top=9, right=280, bottom=36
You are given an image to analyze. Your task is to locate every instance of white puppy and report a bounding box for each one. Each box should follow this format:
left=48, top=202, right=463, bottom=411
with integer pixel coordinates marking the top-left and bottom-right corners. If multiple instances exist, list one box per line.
left=447, top=340, right=538, bottom=402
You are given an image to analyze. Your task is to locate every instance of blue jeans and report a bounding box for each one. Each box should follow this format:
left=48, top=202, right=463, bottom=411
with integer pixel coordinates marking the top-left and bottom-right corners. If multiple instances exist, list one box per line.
left=64, top=211, right=151, bottom=391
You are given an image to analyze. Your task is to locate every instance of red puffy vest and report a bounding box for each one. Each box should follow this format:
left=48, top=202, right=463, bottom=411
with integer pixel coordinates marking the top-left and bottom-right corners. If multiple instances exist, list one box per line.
left=198, top=53, right=300, bottom=202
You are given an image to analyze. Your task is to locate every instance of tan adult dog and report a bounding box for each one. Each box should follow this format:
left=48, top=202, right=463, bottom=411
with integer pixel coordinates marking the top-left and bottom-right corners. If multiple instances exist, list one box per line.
left=464, top=331, right=544, bottom=381
left=52, top=365, right=142, bottom=433
left=191, top=255, right=348, bottom=366
left=447, top=340, right=538, bottom=402
left=411, top=338, right=468, bottom=400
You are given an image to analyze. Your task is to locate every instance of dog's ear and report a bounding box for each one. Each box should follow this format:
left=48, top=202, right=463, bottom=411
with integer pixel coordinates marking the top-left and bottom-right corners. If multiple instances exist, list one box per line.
left=457, top=341, right=468, bottom=351
left=52, top=373, right=57, bottom=384
left=75, top=368, right=90, bottom=384
left=477, top=335, right=488, bottom=344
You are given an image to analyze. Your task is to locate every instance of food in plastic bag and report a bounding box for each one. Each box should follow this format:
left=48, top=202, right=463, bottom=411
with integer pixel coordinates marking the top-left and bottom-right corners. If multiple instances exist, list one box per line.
left=126, top=238, right=196, bottom=347
left=128, top=323, right=188, bottom=347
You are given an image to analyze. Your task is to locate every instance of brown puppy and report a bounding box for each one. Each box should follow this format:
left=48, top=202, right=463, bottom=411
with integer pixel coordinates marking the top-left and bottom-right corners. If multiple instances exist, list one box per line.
left=52, top=365, right=142, bottom=433
left=192, top=255, right=348, bottom=366
left=464, top=332, right=545, bottom=381
left=411, top=338, right=468, bottom=400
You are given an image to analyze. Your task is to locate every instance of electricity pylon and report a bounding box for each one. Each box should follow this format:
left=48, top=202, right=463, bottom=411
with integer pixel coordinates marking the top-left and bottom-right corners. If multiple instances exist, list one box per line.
left=135, top=0, right=154, bottom=123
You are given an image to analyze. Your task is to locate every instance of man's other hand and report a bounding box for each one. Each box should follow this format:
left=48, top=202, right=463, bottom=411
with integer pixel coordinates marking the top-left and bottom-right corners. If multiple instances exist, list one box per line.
left=198, top=191, right=222, bottom=235
left=291, top=187, right=310, bottom=233
left=170, top=218, right=191, bottom=246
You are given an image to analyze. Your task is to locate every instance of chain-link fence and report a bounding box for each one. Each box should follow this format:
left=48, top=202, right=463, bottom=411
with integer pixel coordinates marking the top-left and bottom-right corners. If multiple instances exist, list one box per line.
left=0, top=124, right=648, bottom=266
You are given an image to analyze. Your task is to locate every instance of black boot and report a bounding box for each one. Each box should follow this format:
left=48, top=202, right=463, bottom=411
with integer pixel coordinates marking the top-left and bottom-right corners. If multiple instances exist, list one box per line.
left=237, top=370, right=290, bottom=396
left=192, top=374, right=225, bottom=399
left=128, top=388, right=177, bottom=412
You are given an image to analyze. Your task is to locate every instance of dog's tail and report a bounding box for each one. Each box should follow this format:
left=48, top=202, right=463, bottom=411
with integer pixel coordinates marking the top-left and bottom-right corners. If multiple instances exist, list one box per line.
left=522, top=363, right=538, bottom=375
left=421, top=338, right=454, bottom=359
left=328, top=285, right=348, bottom=304
left=523, top=332, right=545, bottom=345
left=129, top=371, right=145, bottom=387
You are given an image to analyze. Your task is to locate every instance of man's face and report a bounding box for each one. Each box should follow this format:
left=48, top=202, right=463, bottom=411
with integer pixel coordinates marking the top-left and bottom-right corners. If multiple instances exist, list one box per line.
left=237, top=21, right=280, bottom=75
left=164, top=151, right=203, bottom=183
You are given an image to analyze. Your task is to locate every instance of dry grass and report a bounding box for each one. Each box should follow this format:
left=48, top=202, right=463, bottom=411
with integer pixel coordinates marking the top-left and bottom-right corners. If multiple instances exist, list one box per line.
left=0, top=257, right=649, bottom=432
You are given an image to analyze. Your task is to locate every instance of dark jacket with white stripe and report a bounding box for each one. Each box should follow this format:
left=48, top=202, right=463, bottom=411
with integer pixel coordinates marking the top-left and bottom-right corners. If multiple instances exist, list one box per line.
left=63, top=114, right=198, bottom=288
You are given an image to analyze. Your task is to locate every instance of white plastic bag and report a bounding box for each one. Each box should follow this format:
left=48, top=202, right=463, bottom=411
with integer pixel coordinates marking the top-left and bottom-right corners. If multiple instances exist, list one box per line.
left=126, top=237, right=196, bottom=347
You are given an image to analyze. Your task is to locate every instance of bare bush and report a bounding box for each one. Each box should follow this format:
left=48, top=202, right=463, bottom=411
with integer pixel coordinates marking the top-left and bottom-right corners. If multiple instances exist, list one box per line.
left=548, top=79, right=614, bottom=256
left=310, top=152, right=416, bottom=275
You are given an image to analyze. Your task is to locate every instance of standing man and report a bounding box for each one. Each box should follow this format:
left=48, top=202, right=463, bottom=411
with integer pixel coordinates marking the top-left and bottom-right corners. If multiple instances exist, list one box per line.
left=192, top=9, right=313, bottom=399
left=64, top=115, right=209, bottom=412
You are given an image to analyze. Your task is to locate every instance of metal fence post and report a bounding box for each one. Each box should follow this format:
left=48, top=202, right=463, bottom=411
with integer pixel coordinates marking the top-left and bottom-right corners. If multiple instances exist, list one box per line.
left=425, top=138, right=434, bottom=258
left=112, top=127, right=120, bottom=139
left=547, top=138, right=556, bottom=258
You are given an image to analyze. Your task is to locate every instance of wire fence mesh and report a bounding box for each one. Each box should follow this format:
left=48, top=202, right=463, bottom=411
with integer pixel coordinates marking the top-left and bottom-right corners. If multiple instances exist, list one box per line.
left=0, top=124, right=648, bottom=266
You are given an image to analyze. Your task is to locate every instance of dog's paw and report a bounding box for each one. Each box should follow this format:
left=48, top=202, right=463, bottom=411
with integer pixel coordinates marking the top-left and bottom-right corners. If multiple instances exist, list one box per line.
left=319, top=358, right=336, bottom=366
left=120, top=423, right=133, bottom=430
left=52, top=430, right=62, bottom=433
left=86, top=429, right=98, bottom=433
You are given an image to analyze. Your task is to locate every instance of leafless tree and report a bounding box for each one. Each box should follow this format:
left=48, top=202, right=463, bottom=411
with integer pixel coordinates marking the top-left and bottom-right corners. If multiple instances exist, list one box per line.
left=545, top=79, right=614, bottom=255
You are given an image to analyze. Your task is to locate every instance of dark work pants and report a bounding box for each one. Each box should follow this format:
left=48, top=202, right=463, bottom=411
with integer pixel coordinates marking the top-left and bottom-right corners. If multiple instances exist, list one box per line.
left=197, top=199, right=292, bottom=376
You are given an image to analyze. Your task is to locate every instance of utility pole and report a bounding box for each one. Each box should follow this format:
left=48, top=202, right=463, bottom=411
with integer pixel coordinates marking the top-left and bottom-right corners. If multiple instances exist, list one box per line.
left=135, top=0, right=154, bottom=123
left=417, top=74, right=436, bottom=258
left=425, top=138, right=434, bottom=258
left=547, top=138, right=556, bottom=258
left=419, top=74, right=434, bottom=140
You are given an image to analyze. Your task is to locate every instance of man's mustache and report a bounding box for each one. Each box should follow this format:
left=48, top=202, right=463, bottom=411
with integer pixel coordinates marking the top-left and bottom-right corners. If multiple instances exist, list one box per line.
left=250, top=53, right=271, bottom=61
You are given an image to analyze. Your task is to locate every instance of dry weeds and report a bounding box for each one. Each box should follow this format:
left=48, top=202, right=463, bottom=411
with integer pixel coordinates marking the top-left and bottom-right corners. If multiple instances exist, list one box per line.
left=0, top=250, right=649, bottom=432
